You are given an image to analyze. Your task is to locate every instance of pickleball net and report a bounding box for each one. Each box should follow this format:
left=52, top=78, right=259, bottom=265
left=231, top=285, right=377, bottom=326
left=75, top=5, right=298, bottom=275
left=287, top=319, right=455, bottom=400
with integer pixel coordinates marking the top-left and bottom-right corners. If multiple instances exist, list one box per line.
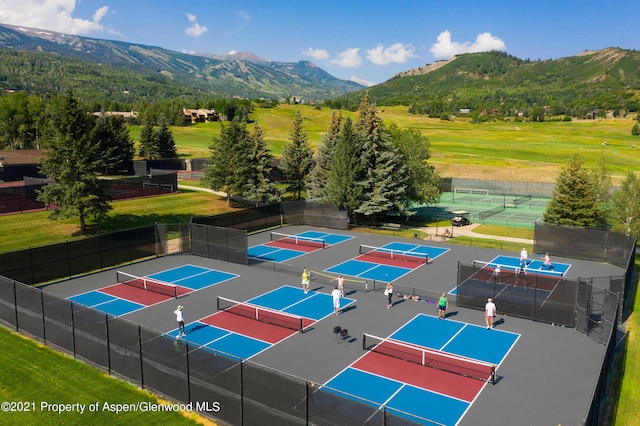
left=116, top=271, right=178, bottom=298
left=270, top=231, right=326, bottom=249
left=363, top=333, right=496, bottom=384
left=217, top=296, right=305, bottom=332
left=359, top=244, right=429, bottom=265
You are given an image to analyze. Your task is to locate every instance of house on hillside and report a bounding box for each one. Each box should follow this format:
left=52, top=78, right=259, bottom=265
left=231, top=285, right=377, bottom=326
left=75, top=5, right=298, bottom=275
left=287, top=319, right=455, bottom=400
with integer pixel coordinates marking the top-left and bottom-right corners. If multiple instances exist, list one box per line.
left=183, top=108, right=219, bottom=123
left=91, top=111, right=138, bottom=122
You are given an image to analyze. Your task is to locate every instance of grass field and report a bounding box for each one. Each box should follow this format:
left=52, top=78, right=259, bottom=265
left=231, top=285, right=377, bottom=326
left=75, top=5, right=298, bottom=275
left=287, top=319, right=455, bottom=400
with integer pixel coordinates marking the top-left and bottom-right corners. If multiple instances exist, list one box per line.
left=0, top=327, right=210, bottom=425
left=132, top=104, right=640, bottom=184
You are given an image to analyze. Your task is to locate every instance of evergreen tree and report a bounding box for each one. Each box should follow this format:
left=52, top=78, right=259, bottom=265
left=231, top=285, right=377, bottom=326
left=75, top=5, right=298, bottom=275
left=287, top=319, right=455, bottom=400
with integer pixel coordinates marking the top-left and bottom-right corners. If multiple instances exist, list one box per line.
left=244, top=123, right=281, bottom=206
left=37, top=91, right=111, bottom=234
left=202, top=117, right=252, bottom=205
left=307, top=111, right=342, bottom=202
left=156, top=117, right=178, bottom=159
left=609, top=172, right=640, bottom=236
left=388, top=123, right=441, bottom=207
left=280, top=110, right=314, bottom=199
left=91, top=113, right=134, bottom=174
left=354, top=95, right=409, bottom=217
left=325, top=117, right=363, bottom=216
left=138, top=113, right=158, bottom=159
left=542, top=153, right=606, bottom=227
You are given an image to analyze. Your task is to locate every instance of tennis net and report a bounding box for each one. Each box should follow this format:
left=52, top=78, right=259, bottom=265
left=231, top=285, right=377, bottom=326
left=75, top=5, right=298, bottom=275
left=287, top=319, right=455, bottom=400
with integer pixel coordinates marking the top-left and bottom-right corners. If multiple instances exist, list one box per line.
left=359, top=244, right=428, bottom=265
left=478, top=204, right=505, bottom=220
left=270, top=231, right=326, bottom=249
left=217, top=296, right=304, bottom=332
left=513, top=193, right=532, bottom=205
left=363, top=333, right=496, bottom=384
left=116, top=271, right=178, bottom=298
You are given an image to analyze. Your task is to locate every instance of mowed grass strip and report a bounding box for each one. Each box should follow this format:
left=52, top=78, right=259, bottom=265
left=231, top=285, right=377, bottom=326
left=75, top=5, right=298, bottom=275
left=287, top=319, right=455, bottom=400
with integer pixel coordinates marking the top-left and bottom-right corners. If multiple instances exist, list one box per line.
left=0, top=189, right=236, bottom=255
left=0, top=327, right=210, bottom=425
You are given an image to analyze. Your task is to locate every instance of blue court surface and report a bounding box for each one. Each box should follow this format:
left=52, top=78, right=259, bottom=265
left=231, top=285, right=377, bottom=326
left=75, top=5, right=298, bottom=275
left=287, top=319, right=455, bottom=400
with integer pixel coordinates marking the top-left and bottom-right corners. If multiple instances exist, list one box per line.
left=68, top=264, right=238, bottom=317
left=167, top=285, right=357, bottom=360
left=248, top=231, right=353, bottom=262
left=487, top=254, right=570, bottom=276
left=325, top=242, right=448, bottom=282
left=323, top=314, right=520, bottom=425
left=247, top=285, right=356, bottom=321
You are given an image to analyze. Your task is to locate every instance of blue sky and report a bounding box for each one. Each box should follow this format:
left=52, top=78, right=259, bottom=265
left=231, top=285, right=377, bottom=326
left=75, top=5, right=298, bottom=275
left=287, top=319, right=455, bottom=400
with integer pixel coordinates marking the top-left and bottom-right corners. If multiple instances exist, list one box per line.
left=1, top=0, right=638, bottom=85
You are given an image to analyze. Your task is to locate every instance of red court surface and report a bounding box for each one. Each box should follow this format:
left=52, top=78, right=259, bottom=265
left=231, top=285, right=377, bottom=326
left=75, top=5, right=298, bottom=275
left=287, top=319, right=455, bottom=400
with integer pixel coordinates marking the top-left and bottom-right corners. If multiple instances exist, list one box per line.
left=352, top=351, right=486, bottom=402
left=265, top=240, right=323, bottom=253
left=354, top=253, right=427, bottom=269
left=100, top=283, right=192, bottom=305
left=200, top=311, right=313, bottom=344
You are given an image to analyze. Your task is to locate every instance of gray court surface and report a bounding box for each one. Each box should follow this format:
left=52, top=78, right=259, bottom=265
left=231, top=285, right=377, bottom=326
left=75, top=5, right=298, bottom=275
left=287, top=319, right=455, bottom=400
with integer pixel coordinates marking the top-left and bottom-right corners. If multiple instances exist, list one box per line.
left=44, top=225, right=624, bottom=426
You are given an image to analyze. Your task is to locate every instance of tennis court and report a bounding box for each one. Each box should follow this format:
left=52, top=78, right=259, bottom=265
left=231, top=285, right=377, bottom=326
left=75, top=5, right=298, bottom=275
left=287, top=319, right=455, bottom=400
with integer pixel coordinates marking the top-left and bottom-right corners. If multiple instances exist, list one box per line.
left=166, top=285, right=356, bottom=361
left=67, top=264, right=238, bottom=316
left=248, top=231, right=353, bottom=262
left=322, top=313, right=520, bottom=425
left=412, top=191, right=549, bottom=228
left=325, top=241, right=448, bottom=282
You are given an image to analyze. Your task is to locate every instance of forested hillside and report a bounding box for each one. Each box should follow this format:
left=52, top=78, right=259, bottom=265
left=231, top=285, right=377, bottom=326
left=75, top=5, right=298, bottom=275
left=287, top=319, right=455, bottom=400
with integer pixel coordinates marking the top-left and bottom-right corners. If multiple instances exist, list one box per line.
left=327, top=49, right=640, bottom=118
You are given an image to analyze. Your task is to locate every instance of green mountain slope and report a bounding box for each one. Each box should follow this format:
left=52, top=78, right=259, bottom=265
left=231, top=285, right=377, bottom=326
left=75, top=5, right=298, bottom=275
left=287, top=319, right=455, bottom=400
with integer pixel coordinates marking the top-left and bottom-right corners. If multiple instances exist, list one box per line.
left=0, top=23, right=363, bottom=102
left=329, top=50, right=640, bottom=115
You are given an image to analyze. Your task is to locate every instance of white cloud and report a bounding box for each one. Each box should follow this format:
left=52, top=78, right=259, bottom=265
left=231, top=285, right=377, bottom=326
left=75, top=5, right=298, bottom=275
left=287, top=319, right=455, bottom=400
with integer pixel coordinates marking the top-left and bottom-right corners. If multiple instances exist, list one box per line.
left=330, top=48, right=362, bottom=68
left=430, top=30, right=506, bottom=59
left=228, top=10, right=252, bottom=34
left=185, top=13, right=207, bottom=37
left=185, top=22, right=207, bottom=37
left=0, top=0, right=111, bottom=35
left=366, top=43, right=416, bottom=65
left=302, top=48, right=330, bottom=60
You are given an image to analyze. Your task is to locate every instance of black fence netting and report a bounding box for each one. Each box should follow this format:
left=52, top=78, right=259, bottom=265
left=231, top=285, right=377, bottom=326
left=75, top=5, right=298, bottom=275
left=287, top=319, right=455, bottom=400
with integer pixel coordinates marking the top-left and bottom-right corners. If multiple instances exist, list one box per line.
left=242, top=362, right=307, bottom=425
left=534, top=222, right=636, bottom=323
left=193, top=203, right=282, bottom=232
left=0, top=226, right=158, bottom=285
left=457, top=262, right=577, bottom=327
left=281, top=201, right=348, bottom=230
left=189, top=223, right=248, bottom=265
left=0, top=275, right=432, bottom=425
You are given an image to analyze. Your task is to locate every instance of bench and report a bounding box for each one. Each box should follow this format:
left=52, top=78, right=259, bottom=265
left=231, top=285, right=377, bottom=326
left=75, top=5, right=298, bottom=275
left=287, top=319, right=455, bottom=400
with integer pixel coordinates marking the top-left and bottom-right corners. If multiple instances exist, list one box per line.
left=380, top=222, right=401, bottom=231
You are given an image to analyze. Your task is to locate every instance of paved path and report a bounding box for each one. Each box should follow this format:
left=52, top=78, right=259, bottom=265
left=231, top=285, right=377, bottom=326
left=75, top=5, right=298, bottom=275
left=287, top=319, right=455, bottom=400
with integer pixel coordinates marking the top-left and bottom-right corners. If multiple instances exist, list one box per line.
left=415, top=223, right=534, bottom=244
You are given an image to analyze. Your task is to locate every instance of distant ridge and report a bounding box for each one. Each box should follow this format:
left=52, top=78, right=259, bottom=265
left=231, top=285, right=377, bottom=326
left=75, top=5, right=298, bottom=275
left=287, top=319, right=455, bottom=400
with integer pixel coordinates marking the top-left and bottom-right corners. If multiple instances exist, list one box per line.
left=0, top=23, right=364, bottom=101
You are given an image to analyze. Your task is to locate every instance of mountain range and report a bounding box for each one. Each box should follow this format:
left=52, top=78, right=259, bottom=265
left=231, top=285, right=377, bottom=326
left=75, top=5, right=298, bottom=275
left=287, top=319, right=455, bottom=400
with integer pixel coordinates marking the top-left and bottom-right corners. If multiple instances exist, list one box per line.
left=0, top=23, right=364, bottom=102
left=1, top=22, right=640, bottom=115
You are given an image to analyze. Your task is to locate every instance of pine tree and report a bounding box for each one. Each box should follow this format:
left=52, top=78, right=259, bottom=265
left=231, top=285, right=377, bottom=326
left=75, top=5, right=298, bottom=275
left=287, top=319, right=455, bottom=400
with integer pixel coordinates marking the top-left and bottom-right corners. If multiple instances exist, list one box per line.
left=542, top=153, right=606, bottom=227
left=91, top=113, right=134, bottom=174
left=354, top=95, right=409, bottom=217
left=307, top=111, right=342, bottom=202
left=156, top=117, right=178, bottom=159
left=244, top=123, right=281, bottom=206
left=609, top=171, right=640, bottom=236
left=280, top=110, right=314, bottom=200
left=37, top=91, right=111, bottom=234
left=138, top=113, right=158, bottom=159
left=202, top=117, right=253, bottom=205
left=326, top=117, right=363, bottom=216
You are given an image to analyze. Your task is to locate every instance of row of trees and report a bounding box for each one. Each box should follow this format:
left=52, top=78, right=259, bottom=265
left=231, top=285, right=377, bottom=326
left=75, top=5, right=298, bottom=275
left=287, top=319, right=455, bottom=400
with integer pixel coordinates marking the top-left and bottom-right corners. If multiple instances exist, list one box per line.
left=203, top=96, right=442, bottom=219
left=543, top=153, right=640, bottom=236
left=0, top=91, right=252, bottom=150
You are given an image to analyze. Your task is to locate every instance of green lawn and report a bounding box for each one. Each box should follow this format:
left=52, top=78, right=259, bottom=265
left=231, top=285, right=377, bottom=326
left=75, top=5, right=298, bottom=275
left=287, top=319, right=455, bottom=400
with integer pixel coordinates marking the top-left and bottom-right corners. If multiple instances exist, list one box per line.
left=0, top=327, right=211, bottom=425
